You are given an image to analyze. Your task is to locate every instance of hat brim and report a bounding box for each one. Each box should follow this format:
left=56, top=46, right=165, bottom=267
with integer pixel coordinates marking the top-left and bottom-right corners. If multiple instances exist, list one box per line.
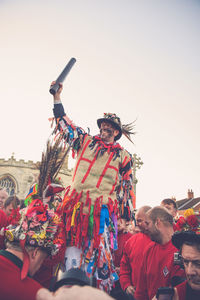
left=172, top=230, right=200, bottom=250
left=97, top=118, right=122, bottom=140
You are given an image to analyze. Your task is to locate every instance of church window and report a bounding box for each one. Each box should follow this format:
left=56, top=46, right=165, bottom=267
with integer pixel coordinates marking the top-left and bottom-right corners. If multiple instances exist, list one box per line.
left=0, top=176, right=16, bottom=196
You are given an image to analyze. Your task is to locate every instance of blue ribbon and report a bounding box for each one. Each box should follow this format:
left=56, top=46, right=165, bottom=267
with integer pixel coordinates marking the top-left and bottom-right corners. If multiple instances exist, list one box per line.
left=67, top=124, right=74, bottom=139
left=99, top=205, right=110, bottom=234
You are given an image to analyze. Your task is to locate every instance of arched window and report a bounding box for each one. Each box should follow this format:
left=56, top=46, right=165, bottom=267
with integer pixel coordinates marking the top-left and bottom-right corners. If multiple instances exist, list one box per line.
left=0, top=176, right=16, bottom=196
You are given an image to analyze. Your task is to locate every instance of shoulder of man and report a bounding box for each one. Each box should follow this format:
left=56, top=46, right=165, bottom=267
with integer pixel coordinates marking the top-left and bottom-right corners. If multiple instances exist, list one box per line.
left=125, top=232, right=149, bottom=249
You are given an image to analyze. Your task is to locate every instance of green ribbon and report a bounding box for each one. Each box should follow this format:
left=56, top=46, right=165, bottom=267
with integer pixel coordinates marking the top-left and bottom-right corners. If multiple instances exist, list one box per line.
left=88, top=205, right=94, bottom=238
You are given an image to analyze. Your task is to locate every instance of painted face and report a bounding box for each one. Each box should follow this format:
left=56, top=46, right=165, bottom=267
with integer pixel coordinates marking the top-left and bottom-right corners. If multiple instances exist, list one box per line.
left=100, top=122, right=118, bottom=143
left=181, top=244, right=200, bottom=291
left=145, top=216, right=161, bottom=243
left=161, top=203, right=177, bottom=218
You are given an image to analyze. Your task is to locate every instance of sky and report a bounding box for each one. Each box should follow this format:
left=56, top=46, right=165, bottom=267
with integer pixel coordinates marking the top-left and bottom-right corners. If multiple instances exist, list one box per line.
left=1, top=0, right=200, bottom=208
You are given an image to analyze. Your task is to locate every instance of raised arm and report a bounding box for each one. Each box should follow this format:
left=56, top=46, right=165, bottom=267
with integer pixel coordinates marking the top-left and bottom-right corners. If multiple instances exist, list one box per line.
left=50, top=81, right=86, bottom=152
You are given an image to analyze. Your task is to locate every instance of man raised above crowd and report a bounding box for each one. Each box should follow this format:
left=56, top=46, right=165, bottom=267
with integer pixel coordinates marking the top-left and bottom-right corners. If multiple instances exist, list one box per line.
left=135, top=206, right=185, bottom=300
left=50, top=81, right=136, bottom=292
left=120, top=206, right=152, bottom=297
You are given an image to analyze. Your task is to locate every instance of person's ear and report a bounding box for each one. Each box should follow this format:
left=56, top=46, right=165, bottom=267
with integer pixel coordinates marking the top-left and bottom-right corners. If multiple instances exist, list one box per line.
left=31, top=247, right=39, bottom=259
left=113, top=130, right=119, bottom=138
left=155, top=218, right=161, bottom=229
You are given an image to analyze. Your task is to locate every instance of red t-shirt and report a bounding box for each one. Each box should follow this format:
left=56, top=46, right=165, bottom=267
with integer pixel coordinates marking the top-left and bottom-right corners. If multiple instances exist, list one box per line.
left=0, top=209, right=7, bottom=249
left=120, top=232, right=153, bottom=290
left=135, top=240, right=185, bottom=300
left=0, top=209, right=7, bottom=228
left=113, top=231, right=132, bottom=268
left=0, top=250, right=42, bottom=300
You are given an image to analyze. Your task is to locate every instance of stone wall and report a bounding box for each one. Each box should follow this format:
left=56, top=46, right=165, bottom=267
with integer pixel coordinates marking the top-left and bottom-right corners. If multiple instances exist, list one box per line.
left=0, top=155, right=72, bottom=200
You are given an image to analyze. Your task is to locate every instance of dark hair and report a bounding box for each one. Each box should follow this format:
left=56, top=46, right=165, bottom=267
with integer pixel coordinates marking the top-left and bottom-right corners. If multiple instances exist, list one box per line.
left=4, top=195, right=20, bottom=209
left=180, top=240, right=200, bottom=253
left=121, top=206, right=130, bottom=221
left=161, top=198, right=177, bottom=210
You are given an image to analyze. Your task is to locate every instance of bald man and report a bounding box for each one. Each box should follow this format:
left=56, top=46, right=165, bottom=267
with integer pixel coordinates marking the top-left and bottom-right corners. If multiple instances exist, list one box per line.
left=120, top=206, right=152, bottom=297
left=135, top=206, right=185, bottom=300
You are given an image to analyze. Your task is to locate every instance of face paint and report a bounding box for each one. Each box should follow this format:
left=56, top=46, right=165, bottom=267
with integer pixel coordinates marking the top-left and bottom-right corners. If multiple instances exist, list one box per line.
left=100, top=128, right=114, bottom=138
left=100, top=122, right=115, bottom=143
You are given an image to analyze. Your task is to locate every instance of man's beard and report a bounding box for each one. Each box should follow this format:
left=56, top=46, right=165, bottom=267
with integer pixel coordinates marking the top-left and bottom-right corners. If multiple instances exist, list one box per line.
left=149, top=229, right=162, bottom=244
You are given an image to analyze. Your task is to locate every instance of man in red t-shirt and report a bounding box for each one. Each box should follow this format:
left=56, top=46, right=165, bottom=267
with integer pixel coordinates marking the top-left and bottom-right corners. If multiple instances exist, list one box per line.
left=120, top=206, right=152, bottom=297
left=135, top=206, right=185, bottom=300
left=0, top=244, right=45, bottom=300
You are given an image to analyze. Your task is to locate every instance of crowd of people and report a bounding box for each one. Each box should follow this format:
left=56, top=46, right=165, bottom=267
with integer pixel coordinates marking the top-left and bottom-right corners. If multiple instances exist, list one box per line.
left=0, top=81, right=200, bottom=300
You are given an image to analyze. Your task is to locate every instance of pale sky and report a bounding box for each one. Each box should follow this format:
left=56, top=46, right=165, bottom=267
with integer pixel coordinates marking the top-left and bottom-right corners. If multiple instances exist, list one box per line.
left=1, top=0, right=200, bottom=208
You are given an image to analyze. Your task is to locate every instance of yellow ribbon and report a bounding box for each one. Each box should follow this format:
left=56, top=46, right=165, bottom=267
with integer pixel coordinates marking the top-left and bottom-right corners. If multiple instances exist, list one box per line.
left=71, top=202, right=81, bottom=227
